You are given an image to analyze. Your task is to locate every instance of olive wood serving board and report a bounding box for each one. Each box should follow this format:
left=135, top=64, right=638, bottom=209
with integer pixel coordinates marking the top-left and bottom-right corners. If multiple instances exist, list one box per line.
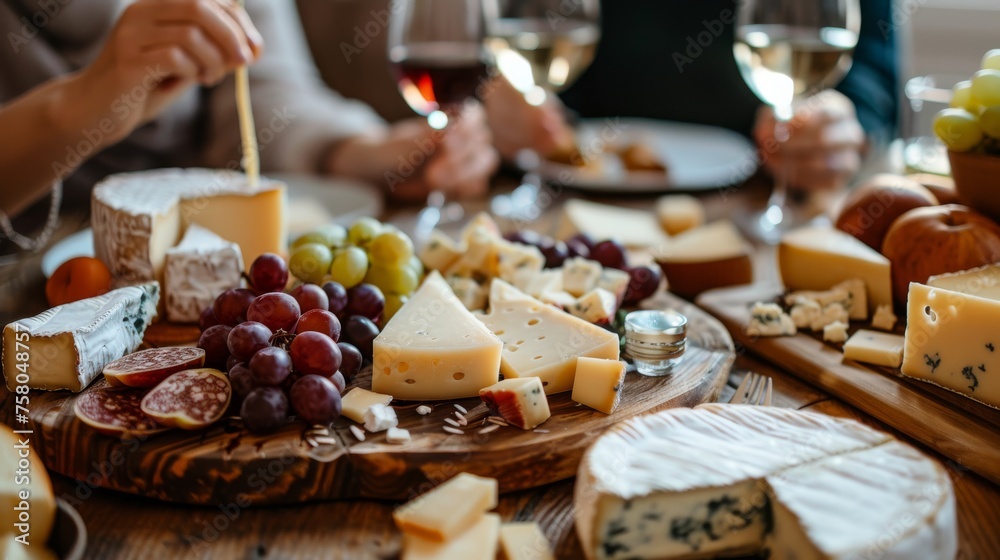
left=25, top=291, right=733, bottom=505
left=697, top=282, right=1000, bottom=485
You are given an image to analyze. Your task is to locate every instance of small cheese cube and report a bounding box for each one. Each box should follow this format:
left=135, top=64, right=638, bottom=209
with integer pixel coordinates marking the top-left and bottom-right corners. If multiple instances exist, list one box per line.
left=499, top=522, right=555, bottom=560
left=568, top=288, right=618, bottom=326
left=539, top=290, right=577, bottom=310
left=363, top=403, right=398, bottom=432
left=871, top=304, right=897, bottom=331
left=844, top=329, right=905, bottom=368
left=596, top=268, right=630, bottom=304
left=479, top=377, right=551, bottom=430
left=386, top=427, right=411, bottom=444
left=789, top=299, right=821, bottom=329
left=512, top=269, right=562, bottom=298
left=447, top=276, right=488, bottom=311
left=746, top=302, right=796, bottom=337
left=834, top=278, right=868, bottom=320
left=419, top=229, right=462, bottom=272
left=447, top=227, right=498, bottom=279
left=562, top=257, right=603, bottom=297
left=823, top=320, right=849, bottom=343
left=572, top=357, right=627, bottom=414
left=341, top=388, right=393, bottom=423
left=496, top=241, right=545, bottom=284
left=810, top=303, right=849, bottom=332
left=393, top=473, right=498, bottom=542
left=402, top=513, right=501, bottom=560
left=460, top=212, right=501, bottom=245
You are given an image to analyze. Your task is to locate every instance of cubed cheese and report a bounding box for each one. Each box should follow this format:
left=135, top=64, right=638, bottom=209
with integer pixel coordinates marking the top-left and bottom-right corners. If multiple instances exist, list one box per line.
left=446, top=276, right=488, bottom=311
left=871, top=304, right=898, bottom=331
left=496, top=241, right=545, bottom=284
left=512, top=269, right=562, bottom=298
left=373, top=271, right=502, bottom=400
left=568, top=288, right=618, bottom=326
left=656, top=194, right=706, bottom=235
left=386, top=427, right=411, bottom=444
left=823, top=320, right=849, bottom=343
left=539, top=290, right=577, bottom=310
left=341, top=388, right=393, bottom=423
left=363, top=403, right=398, bottom=432
left=402, top=513, right=501, bottom=560
left=746, top=302, right=796, bottom=337
left=479, top=377, right=551, bottom=430
left=419, top=229, right=462, bottom=272
left=499, top=522, right=555, bottom=560
left=810, top=303, right=849, bottom=332
left=572, top=358, right=627, bottom=414
left=596, top=268, right=630, bottom=304
left=844, top=329, right=905, bottom=368
left=789, top=299, right=821, bottom=330
left=393, top=473, right=498, bottom=542
left=562, top=257, right=603, bottom=297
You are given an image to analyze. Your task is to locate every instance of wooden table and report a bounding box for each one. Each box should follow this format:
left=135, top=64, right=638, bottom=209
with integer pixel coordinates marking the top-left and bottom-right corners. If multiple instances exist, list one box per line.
left=4, top=182, right=1000, bottom=559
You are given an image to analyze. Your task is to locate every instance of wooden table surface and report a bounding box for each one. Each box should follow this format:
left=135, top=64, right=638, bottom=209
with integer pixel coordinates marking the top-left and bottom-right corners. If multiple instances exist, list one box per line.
left=3, top=181, right=999, bottom=560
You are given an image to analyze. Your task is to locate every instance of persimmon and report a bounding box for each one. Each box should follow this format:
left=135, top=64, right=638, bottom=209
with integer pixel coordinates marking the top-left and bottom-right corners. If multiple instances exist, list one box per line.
left=46, top=257, right=113, bottom=307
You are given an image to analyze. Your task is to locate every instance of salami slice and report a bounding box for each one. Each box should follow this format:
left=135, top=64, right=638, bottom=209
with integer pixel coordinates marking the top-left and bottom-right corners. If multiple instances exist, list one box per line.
left=103, top=347, right=206, bottom=388
left=73, top=386, right=170, bottom=437
left=140, top=368, right=231, bottom=430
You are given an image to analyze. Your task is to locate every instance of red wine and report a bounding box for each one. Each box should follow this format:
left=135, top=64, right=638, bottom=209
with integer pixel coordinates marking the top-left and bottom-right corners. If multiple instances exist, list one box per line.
left=391, top=43, right=491, bottom=115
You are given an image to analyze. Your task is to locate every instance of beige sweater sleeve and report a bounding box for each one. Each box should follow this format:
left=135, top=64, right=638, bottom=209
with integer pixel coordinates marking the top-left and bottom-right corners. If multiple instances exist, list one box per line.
left=203, top=0, right=386, bottom=174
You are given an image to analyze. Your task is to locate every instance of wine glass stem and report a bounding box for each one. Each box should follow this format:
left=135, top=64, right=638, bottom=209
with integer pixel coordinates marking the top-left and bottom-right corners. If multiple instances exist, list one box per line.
left=761, top=113, right=792, bottom=234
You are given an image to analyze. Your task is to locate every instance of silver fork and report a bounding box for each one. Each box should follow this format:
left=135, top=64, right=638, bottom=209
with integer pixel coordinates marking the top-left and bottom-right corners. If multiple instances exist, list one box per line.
left=729, top=372, right=773, bottom=406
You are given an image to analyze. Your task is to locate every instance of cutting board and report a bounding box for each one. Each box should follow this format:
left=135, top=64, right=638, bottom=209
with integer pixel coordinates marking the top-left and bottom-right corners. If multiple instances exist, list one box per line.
left=26, top=291, right=734, bottom=506
left=698, top=282, right=1000, bottom=485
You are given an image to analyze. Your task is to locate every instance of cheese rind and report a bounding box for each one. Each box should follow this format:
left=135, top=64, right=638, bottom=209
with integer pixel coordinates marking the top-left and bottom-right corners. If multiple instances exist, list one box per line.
left=2, top=283, right=159, bottom=392
left=479, top=377, right=551, bottom=430
left=844, top=329, right=905, bottom=368
left=654, top=220, right=753, bottom=298
left=575, top=404, right=956, bottom=560
left=499, top=522, right=554, bottom=560
left=928, top=262, right=1000, bottom=301
left=901, top=282, right=1000, bottom=408
left=393, top=473, right=498, bottom=542
left=572, top=358, right=626, bottom=414
left=92, top=168, right=286, bottom=284
left=340, top=388, right=393, bottom=423
left=402, top=513, right=501, bottom=560
left=164, top=224, right=244, bottom=323
left=479, top=281, right=620, bottom=394
left=373, top=271, right=502, bottom=400
left=778, top=226, right=891, bottom=313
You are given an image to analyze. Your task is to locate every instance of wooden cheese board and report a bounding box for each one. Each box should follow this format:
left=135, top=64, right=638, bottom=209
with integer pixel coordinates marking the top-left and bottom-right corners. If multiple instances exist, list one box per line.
left=25, top=291, right=733, bottom=506
left=697, top=282, right=1000, bottom=485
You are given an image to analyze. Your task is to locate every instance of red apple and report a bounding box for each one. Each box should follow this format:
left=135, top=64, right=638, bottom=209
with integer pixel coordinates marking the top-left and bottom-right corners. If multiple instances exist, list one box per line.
left=882, top=204, right=1000, bottom=306
left=906, top=173, right=963, bottom=205
left=835, top=174, right=938, bottom=252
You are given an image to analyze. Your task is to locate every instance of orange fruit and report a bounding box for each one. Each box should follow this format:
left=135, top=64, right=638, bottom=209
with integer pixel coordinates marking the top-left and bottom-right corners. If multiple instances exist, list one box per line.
left=46, top=257, right=113, bottom=307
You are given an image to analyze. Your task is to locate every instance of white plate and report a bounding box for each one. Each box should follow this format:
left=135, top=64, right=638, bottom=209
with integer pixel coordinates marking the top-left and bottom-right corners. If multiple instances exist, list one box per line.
left=540, top=118, right=759, bottom=192
left=42, top=174, right=381, bottom=277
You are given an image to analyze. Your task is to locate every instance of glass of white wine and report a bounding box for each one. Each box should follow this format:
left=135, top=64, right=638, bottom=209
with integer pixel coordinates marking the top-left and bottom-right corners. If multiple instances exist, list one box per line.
left=733, top=0, right=860, bottom=243
left=483, top=0, right=601, bottom=222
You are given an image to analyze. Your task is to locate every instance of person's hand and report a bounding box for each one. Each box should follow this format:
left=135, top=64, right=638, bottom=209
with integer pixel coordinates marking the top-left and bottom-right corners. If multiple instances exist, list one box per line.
left=483, top=76, right=574, bottom=161
left=329, top=104, right=500, bottom=204
left=73, top=0, right=263, bottom=142
left=753, top=90, right=866, bottom=191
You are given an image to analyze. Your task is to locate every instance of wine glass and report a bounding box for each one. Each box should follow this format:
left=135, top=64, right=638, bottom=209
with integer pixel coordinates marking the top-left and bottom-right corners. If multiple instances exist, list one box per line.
left=482, top=0, right=601, bottom=222
left=388, top=0, right=493, bottom=238
left=733, top=0, right=860, bottom=243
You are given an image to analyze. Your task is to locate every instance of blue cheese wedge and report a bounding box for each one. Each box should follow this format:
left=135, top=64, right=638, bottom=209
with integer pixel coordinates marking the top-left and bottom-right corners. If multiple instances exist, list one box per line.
left=746, top=302, right=796, bottom=337
left=3, top=283, right=159, bottom=392
left=575, top=404, right=956, bottom=560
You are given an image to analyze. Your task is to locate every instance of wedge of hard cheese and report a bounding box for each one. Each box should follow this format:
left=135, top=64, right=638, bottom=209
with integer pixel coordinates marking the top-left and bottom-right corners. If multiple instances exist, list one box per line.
left=654, top=220, right=753, bottom=298
left=372, top=271, right=502, bottom=400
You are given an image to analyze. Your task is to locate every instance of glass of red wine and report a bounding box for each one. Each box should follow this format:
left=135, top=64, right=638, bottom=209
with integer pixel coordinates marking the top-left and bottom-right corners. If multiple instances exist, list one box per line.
left=388, top=0, right=494, bottom=238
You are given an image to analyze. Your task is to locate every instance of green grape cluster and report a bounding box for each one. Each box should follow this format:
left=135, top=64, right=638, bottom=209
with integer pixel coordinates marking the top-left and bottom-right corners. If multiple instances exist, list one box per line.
left=933, top=49, right=1000, bottom=154
left=288, top=218, right=422, bottom=323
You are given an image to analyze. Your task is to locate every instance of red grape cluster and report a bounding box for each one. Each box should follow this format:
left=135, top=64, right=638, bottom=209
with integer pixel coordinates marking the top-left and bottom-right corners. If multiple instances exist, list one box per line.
left=197, top=253, right=382, bottom=434
left=503, top=231, right=662, bottom=304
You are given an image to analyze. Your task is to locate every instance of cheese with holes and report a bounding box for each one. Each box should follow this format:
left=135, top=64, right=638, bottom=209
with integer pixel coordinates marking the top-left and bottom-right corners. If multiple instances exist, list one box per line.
left=402, top=513, right=501, bottom=560
left=479, top=377, right=550, bottom=430
left=556, top=199, right=669, bottom=247
left=572, top=358, right=626, bottom=414
left=341, top=388, right=392, bottom=423
left=479, top=281, right=620, bottom=394
left=562, top=257, right=603, bottom=297
left=928, top=262, right=1000, bottom=301
left=575, top=404, right=956, bottom=560
left=499, top=522, right=554, bottom=560
left=568, top=288, right=618, bottom=325
left=872, top=304, right=897, bottom=331
left=778, top=226, right=891, bottom=313
left=92, top=168, right=286, bottom=285
left=373, top=271, right=502, bottom=400
left=656, top=194, right=705, bottom=235
left=163, top=224, right=244, bottom=323
left=3, top=283, right=159, bottom=392
left=844, top=329, right=905, bottom=368
left=901, top=282, right=1000, bottom=408
left=654, top=220, right=752, bottom=298
left=1, top=425, right=57, bottom=545
left=394, top=473, right=498, bottom=542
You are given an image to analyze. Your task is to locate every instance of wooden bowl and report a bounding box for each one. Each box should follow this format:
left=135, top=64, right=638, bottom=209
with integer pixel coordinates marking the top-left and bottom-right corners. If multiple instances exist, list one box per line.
left=49, top=499, right=87, bottom=560
left=949, top=150, right=1000, bottom=222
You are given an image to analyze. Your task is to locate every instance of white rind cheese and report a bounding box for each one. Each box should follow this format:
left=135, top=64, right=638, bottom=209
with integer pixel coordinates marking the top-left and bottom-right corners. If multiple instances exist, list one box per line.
left=3, top=283, right=160, bottom=392
left=575, top=404, right=956, bottom=560
left=92, top=168, right=286, bottom=284
left=164, top=224, right=244, bottom=323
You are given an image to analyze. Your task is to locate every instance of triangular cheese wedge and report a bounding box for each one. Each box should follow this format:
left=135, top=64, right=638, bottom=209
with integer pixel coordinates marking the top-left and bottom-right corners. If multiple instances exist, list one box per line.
left=372, top=271, right=502, bottom=400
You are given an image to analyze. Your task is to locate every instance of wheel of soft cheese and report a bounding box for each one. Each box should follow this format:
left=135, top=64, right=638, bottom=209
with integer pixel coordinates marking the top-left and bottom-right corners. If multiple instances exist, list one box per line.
left=92, top=168, right=286, bottom=285
left=575, top=403, right=957, bottom=560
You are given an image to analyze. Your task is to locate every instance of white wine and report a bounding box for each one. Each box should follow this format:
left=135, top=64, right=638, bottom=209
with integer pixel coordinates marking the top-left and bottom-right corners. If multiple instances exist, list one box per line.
left=486, top=18, right=599, bottom=94
left=734, top=24, right=857, bottom=113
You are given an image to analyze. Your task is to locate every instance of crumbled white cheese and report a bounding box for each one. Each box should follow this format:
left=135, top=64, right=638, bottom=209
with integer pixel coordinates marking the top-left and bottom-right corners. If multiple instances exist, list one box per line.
left=363, top=403, right=399, bottom=432
left=386, top=427, right=411, bottom=444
